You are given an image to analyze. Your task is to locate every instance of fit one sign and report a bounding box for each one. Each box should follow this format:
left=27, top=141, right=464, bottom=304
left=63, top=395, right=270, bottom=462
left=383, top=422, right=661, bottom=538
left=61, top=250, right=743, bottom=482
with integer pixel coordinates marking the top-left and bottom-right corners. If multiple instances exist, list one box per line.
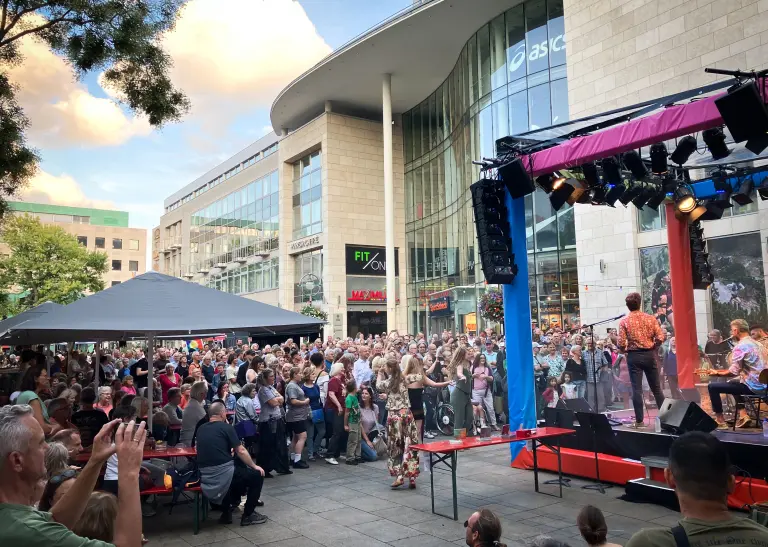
left=345, top=245, right=399, bottom=276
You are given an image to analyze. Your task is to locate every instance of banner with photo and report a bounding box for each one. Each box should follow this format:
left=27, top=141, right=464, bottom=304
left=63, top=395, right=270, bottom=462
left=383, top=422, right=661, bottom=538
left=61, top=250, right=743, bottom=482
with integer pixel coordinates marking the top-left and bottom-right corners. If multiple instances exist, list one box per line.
left=639, top=245, right=673, bottom=328
left=708, top=233, right=768, bottom=334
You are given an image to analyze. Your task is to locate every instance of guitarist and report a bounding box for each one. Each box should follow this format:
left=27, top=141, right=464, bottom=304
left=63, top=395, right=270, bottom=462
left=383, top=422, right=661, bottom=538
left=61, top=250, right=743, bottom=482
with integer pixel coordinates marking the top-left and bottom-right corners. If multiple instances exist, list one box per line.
left=706, top=319, right=768, bottom=429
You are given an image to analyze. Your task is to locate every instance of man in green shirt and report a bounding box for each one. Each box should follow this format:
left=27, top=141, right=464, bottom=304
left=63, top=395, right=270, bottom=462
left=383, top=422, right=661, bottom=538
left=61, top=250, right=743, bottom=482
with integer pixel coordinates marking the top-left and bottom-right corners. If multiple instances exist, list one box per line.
left=0, top=404, right=147, bottom=547
left=344, top=380, right=361, bottom=465
left=626, top=432, right=768, bottom=547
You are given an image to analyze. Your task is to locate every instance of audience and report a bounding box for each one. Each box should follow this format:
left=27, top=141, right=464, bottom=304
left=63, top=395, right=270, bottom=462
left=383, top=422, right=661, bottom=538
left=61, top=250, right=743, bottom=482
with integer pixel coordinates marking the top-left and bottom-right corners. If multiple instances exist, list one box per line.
left=72, top=492, right=119, bottom=543
left=71, top=387, right=110, bottom=447
left=577, top=505, right=621, bottom=547
left=50, top=428, right=83, bottom=461
left=180, top=381, right=207, bottom=446
left=465, top=509, right=506, bottom=547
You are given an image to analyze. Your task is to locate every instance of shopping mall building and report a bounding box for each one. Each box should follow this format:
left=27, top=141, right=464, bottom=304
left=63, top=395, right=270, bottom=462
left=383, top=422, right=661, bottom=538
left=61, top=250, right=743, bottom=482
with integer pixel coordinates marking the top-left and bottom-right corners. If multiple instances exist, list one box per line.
left=154, top=0, right=768, bottom=340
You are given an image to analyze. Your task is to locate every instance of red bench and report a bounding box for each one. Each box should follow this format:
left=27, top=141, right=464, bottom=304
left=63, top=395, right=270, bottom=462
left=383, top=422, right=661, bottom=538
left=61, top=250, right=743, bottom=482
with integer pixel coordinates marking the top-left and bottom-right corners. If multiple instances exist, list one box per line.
left=140, top=484, right=207, bottom=534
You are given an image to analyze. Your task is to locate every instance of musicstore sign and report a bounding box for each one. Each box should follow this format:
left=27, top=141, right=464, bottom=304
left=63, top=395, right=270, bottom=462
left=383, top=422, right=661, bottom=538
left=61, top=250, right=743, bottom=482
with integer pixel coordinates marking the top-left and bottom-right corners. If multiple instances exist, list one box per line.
left=345, top=245, right=399, bottom=276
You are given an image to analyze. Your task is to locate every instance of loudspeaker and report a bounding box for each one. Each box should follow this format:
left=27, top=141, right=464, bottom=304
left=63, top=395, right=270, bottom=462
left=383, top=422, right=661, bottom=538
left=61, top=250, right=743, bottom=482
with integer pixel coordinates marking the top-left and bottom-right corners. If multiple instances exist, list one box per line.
left=544, top=407, right=574, bottom=429
left=658, top=399, right=717, bottom=434
left=714, top=82, right=768, bottom=154
left=498, top=158, right=535, bottom=199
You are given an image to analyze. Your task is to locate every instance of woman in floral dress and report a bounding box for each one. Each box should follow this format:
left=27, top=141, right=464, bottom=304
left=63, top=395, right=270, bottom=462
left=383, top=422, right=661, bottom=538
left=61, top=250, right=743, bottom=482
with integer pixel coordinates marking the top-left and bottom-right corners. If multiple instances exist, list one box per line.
left=377, top=355, right=420, bottom=489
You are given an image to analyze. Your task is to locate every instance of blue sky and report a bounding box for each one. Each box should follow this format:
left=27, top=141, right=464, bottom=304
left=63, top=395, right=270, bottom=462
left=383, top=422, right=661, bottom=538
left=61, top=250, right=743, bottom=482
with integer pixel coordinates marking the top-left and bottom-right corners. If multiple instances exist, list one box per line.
left=18, top=0, right=412, bottom=263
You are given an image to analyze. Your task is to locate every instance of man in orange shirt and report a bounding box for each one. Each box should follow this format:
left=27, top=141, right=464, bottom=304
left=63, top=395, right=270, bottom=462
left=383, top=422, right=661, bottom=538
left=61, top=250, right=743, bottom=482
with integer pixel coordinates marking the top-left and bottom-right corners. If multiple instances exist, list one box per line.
left=618, top=292, right=665, bottom=428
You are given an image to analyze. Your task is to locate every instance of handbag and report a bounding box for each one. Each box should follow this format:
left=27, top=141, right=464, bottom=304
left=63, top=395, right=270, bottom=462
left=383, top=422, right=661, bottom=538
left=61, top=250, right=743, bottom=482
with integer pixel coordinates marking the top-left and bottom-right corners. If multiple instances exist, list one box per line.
left=234, top=419, right=257, bottom=439
left=311, top=408, right=325, bottom=424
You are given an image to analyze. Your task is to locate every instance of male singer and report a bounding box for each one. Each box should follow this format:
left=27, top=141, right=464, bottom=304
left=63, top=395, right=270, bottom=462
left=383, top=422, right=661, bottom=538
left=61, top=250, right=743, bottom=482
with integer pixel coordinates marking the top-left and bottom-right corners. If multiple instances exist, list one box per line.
left=618, top=292, right=665, bottom=428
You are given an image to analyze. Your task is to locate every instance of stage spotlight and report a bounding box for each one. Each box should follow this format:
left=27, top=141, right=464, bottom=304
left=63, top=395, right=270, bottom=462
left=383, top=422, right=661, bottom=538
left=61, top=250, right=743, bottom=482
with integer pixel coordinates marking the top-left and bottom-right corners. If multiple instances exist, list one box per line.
left=698, top=201, right=725, bottom=221
left=601, top=157, right=622, bottom=185
left=631, top=184, right=656, bottom=209
left=650, top=143, right=668, bottom=174
left=604, top=184, right=625, bottom=207
left=670, top=136, right=698, bottom=165
left=567, top=180, right=589, bottom=205
left=622, top=150, right=648, bottom=179
left=619, top=181, right=643, bottom=205
left=591, top=185, right=608, bottom=205
left=702, top=127, right=730, bottom=160
left=645, top=185, right=667, bottom=210
left=731, top=177, right=754, bottom=206
left=674, top=186, right=696, bottom=214
left=757, top=176, right=768, bottom=200
left=536, top=173, right=565, bottom=194
left=549, top=179, right=576, bottom=211
left=582, top=163, right=600, bottom=187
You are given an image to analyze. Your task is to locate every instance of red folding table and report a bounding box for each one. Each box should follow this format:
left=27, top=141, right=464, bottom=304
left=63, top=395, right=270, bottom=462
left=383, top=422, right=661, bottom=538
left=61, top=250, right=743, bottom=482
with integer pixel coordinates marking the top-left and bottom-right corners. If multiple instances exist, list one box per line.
left=413, top=427, right=575, bottom=520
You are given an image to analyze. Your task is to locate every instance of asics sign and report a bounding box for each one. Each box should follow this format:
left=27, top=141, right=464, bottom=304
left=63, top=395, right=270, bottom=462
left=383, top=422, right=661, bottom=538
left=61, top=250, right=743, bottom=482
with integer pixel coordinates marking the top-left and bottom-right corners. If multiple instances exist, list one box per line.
left=508, top=34, right=566, bottom=73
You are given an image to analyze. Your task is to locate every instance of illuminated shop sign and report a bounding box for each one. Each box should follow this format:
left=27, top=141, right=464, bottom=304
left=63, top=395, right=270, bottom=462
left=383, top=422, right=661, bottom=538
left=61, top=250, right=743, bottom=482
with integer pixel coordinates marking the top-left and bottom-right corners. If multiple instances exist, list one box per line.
left=346, top=245, right=399, bottom=276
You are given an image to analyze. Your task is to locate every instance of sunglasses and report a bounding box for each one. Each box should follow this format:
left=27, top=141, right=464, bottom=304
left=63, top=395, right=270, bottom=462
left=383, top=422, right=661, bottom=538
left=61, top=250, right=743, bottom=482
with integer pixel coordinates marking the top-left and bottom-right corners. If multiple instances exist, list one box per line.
left=50, top=468, right=78, bottom=484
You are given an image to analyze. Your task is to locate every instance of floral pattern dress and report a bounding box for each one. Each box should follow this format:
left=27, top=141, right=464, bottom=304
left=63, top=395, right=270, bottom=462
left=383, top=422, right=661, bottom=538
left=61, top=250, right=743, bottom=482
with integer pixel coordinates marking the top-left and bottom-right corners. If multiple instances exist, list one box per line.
left=379, top=376, right=420, bottom=479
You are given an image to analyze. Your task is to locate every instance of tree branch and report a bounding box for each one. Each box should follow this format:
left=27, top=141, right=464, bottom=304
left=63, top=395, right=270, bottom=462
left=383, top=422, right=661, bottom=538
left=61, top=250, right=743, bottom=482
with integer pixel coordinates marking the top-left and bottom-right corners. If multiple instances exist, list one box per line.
left=1, top=1, right=51, bottom=41
left=0, top=8, right=75, bottom=47
left=1, top=0, right=11, bottom=36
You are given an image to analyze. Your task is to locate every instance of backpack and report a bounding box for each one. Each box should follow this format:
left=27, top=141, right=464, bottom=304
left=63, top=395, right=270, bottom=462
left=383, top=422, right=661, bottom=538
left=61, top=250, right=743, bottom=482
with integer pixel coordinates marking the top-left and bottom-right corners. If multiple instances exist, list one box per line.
left=168, top=464, right=200, bottom=506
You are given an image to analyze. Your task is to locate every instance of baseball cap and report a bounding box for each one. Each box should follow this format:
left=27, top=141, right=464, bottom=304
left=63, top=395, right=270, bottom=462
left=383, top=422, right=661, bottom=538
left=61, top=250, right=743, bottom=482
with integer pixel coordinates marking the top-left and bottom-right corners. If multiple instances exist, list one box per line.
left=532, top=342, right=541, bottom=349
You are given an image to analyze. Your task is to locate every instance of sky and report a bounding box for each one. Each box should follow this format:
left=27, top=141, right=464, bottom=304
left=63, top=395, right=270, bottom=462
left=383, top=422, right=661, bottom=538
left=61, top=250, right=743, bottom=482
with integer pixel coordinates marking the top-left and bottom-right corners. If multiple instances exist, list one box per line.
left=12, top=0, right=412, bottom=266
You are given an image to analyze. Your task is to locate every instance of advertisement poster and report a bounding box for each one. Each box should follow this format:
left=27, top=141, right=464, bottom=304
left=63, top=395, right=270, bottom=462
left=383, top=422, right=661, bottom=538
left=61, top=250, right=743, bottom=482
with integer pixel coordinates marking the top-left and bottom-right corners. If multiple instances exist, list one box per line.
left=639, top=245, right=672, bottom=327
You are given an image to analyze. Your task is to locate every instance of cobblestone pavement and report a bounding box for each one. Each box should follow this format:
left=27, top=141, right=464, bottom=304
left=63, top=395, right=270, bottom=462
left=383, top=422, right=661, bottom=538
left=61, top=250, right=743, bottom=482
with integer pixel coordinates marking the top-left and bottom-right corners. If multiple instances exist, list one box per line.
left=143, top=443, right=685, bottom=547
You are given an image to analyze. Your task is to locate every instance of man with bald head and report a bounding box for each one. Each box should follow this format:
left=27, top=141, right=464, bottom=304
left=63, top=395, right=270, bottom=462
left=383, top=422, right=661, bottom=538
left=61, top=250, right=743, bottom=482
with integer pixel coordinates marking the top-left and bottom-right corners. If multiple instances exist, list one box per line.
left=196, top=401, right=267, bottom=527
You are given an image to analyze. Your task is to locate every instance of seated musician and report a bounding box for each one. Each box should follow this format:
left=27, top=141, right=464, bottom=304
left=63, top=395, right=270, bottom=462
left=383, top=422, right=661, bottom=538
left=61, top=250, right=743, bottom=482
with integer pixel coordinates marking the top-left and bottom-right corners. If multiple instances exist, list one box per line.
left=706, top=319, right=768, bottom=429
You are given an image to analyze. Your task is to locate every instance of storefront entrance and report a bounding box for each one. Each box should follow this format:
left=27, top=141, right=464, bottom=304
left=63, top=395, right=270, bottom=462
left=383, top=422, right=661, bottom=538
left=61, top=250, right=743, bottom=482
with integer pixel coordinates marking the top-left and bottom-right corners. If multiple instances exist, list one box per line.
left=347, top=310, right=387, bottom=338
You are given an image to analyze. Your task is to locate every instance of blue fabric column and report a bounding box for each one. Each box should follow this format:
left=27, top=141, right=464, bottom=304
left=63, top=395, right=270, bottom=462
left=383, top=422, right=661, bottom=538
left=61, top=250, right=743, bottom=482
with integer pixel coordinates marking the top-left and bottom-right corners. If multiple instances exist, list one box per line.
left=503, top=192, right=536, bottom=461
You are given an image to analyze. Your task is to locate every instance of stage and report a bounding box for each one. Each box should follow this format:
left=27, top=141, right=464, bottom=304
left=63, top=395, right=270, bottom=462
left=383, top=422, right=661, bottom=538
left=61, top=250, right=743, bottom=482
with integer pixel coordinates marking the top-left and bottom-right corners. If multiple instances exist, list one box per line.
left=512, top=407, right=768, bottom=510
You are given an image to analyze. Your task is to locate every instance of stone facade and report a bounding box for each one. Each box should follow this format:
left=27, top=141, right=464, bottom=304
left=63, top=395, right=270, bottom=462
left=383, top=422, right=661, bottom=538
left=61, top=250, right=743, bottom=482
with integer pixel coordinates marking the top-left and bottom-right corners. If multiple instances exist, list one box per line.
left=279, top=112, right=408, bottom=337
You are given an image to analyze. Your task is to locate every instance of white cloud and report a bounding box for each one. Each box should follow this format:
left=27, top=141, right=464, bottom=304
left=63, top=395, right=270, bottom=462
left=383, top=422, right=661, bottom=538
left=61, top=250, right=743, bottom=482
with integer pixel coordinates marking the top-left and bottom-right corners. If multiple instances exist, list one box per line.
left=17, top=170, right=117, bottom=210
left=6, top=15, right=150, bottom=148
left=162, top=0, right=331, bottom=131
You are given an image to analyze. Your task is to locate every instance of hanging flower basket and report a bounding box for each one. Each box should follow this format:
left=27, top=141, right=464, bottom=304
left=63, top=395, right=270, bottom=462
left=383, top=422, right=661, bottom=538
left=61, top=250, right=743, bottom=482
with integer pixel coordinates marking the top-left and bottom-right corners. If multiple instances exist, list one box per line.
left=479, top=289, right=504, bottom=324
left=300, top=304, right=328, bottom=322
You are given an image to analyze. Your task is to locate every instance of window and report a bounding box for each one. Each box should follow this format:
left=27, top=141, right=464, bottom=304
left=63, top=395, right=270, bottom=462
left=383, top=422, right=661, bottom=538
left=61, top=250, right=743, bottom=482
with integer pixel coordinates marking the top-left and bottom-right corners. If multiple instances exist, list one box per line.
left=129, top=260, right=139, bottom=272
left=76, top=236, right=87, bottom=247
left=74, top=215, right=90, bottom=224
left=95, top=237, right=105, bottom=249
left=112, top=260, right=122, bottom=271
left=111, top=281, right=121, bottom=287
left=292, top=151, right=322, bottom=239
left=294, top=250, right=323, bottom=303
left=129, top=239, right=140, bottom=251
left=112, top=238, right=122, bottom=250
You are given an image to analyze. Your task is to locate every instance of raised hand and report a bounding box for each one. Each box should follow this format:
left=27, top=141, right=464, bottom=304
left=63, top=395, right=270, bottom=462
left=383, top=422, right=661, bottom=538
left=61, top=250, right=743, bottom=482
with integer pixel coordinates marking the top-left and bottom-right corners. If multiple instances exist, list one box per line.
left=90, top=419, right=121, bottom=463
left=115, top=420, right=147, bottom=475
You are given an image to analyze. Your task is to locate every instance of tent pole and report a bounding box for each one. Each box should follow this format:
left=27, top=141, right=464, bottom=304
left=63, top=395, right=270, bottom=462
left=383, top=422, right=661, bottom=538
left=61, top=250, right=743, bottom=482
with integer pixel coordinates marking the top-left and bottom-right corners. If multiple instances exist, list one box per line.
left=147, top=333, right=154, bottom=432
left=94, top=345, right=101, bottom=389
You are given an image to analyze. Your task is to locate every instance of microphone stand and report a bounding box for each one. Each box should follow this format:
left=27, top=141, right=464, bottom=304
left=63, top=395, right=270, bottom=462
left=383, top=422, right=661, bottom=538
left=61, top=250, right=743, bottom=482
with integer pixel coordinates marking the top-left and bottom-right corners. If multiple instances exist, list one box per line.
left=581, top=314, right=625, bottom=412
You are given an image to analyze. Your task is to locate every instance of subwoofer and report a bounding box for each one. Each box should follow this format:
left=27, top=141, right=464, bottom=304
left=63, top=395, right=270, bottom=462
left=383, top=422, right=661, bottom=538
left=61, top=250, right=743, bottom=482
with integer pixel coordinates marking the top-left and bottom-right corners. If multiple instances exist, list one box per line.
left=658, top=399, right=717, bottom=434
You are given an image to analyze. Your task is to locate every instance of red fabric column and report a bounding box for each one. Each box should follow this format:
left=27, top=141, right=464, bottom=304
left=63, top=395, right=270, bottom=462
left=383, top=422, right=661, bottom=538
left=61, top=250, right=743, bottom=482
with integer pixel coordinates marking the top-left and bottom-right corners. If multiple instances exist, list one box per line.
left=665, top=202, right=698, bottom=390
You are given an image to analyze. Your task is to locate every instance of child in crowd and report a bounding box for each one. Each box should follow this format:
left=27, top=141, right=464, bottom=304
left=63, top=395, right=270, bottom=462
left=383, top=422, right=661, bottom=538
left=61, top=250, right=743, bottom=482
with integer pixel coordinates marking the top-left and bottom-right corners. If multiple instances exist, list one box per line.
left=72, top=492, right=118, bottom=543
left=577, top=505, right=622, bottom=547
left=560, top=372, right=576, bottom=400
left=543, top=377, right=561, bottom=408
left=344, top=379, right=361, bottom=465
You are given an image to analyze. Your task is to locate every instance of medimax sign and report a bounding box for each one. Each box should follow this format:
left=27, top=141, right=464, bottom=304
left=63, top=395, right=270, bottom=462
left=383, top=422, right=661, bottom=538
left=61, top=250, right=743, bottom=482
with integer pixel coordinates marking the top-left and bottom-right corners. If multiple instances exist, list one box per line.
left=345, top=245, right=399, bottom=276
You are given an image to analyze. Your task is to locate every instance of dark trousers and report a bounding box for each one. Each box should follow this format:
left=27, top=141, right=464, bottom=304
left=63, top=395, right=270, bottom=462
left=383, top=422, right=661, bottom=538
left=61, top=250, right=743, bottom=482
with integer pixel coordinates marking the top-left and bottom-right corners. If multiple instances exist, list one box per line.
left=325, top=409, right=347, bottom=458
left=257, top=420, right=290, bottom=474
left=424, top=394, right=437, bottom=431
left=627, top=350, right=664, bottom=422
left=708, top=380, right=756, bottom=414
left=221, top=462, right=263, bottom=517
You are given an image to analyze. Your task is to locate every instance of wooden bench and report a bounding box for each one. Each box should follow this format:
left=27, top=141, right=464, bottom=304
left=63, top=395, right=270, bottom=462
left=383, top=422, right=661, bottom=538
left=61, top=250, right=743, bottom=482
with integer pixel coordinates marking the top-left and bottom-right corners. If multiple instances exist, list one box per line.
left=140, top=484, right=207, bottom=534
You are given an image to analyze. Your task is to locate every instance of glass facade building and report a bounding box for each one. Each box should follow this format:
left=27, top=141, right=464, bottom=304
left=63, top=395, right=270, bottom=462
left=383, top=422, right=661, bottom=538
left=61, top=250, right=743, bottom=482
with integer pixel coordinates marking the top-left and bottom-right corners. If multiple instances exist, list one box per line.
left=189, top=170, right=279, bottom=295
left=292, top=151, right=323, bottom=239
left=402, top=0, right=577, bottom=333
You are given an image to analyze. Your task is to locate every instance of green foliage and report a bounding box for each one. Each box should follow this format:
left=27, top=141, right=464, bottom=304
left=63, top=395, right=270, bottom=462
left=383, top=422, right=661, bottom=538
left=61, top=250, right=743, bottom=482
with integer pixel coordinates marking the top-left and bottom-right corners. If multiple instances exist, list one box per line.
left=0, top=215, right=108, bottom=314
left=0, top=0, right=189, bottom=215
left=479, top=288, right=504, bottom=323
left=299, top=304, right=327, bottom=322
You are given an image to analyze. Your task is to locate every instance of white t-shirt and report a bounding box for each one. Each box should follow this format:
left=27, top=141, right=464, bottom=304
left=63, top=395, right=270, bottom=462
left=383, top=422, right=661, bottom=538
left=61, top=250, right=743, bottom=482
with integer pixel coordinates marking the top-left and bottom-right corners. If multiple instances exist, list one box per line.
left=105, top=452, right=118, bottom=480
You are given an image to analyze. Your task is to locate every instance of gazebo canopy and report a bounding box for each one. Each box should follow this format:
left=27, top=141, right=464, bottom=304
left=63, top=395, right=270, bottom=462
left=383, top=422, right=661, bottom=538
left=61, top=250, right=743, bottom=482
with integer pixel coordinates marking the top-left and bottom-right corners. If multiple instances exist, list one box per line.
left=0, top=302, right=62, bottom=339
left=1, top=272, right=323, bottom=345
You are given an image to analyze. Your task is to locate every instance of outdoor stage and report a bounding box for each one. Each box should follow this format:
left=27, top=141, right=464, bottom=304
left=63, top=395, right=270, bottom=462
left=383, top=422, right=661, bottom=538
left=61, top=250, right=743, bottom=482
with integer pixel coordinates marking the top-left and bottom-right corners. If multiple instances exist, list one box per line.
left=512, top=408, right=768, bottom=510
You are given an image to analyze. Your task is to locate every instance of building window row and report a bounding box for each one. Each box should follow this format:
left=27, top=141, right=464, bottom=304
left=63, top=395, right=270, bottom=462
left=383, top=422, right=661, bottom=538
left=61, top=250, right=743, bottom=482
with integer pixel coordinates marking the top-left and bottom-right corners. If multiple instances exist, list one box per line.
left=77, top=237, right=139, bottom=251
left=205, top=258, right=279, bottom=295
left=33, top=212, right=90, bottom=224
left=292, top=151, right=322, bottom=239
left=189, top=170, right=279, bottom=273
left=165, top=142, right=279, bottom=213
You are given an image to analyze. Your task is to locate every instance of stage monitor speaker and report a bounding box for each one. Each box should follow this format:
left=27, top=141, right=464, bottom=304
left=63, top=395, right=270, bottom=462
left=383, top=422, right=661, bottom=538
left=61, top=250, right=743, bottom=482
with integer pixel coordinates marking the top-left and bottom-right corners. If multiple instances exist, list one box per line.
left=658, top=399, right=717, bottom=434
left=544, top=407, right=574, bottom=429
left=498, top=158, right=535, bottom=199
left=714, top=82, right=768, bottom=154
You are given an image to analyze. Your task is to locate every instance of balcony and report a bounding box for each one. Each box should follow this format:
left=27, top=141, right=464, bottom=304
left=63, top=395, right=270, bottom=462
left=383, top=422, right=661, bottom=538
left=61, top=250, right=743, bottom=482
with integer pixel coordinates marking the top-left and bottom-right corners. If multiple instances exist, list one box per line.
left=168, top=236, right=182, bottom=250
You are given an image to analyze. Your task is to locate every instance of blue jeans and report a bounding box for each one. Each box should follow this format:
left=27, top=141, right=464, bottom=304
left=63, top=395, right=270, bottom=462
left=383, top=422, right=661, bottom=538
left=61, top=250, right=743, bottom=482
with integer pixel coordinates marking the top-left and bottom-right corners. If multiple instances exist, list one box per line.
left=360, top=437, right=377, bottom=461
left=572, top=380, right=587, bottom=399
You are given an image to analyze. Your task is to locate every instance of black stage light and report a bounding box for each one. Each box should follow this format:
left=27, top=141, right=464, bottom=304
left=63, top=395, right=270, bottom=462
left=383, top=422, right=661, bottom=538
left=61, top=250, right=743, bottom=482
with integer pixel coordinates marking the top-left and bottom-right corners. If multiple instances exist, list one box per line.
left=702, top=127, right=730, bottom=160
left=619, top=181, right=643, bottom=205
left=632, top=184, right=656, bottom=209
left=567, top=180, right=589, bottom=206
left=650, top=143, right=669, bottom=174
left=645, top=185, right=667, bottom=210
left=731, top=177, right=754, bottom=206
left=582, top=163, right=600, bottom=187
left=714, top=81, right=768, bottom=155
left=698, top=201, right=725, bottom=221
left=670, top=136, right=698, bottom=165
left=687, top=204, right=707, bottom=223
left=536, top=173, right=565, bottom=194
left=757, top=176, right=768, bottom=200
left=623, top=150, right=648, bottom=179
left=604, top=183, right=625, bottom=207
left=591, top=185, right=608, bottom=205
left=674, top=186, right=696, bottom=214
left=711, top=170, right=733, bottom=209
left=601, top=157, right=622, bottom=185
left=549, top=179, right=577, bottom=211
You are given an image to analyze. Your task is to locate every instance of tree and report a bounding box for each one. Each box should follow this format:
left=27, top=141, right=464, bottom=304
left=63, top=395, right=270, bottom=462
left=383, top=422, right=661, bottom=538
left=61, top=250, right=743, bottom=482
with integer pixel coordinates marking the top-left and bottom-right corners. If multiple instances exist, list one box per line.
left=0, top=0, right=190, bottom=214
left=0, top=215, right=108, bottom=314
